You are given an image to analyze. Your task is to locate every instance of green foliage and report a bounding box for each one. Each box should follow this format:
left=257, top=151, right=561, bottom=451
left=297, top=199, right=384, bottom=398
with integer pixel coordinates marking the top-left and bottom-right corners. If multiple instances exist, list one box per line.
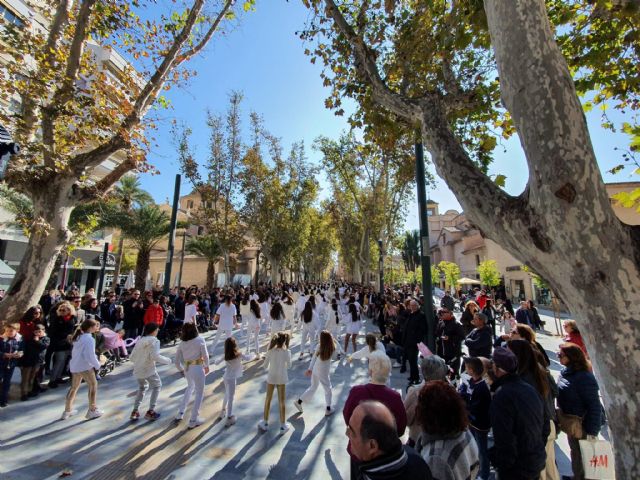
left=438, top=261, right=461, bottom=291
left=522, top=264, right=550, bottom=290
left=477, top=260, right=501, bottom=287
left=430, top=264, right=440, bottom=284
left=186, top=234, right=223, bottom=262
left=612, top=188, right=640, bottom=212
left=118, top=204, right=170, bottom=253
left=401, top=230, right=420, bottom=272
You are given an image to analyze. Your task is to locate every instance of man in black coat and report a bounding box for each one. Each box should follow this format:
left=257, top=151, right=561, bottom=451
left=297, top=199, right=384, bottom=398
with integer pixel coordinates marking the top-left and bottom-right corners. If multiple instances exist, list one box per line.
left=440, top=291, right=455, bottom=312
left=435, top=309, right=465, bottom=375
left=402, top=300, right=427, bottom=385
left=123, top=290, right=145, bottom=339
left=489, top=347, right=547, bottom=479
left=464, top=312, right=493, bottom=358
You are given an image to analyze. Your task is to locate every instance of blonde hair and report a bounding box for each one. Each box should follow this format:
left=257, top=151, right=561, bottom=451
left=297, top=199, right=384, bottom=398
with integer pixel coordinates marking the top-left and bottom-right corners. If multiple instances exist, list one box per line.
left=368, top=350, right=391, bottom=383
left=56, top=301, right=76, bottom=316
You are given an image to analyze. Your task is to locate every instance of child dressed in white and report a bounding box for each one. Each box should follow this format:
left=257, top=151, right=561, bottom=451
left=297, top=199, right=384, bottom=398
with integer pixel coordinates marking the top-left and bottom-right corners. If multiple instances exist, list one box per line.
left=245, top=300, right=263, bottom=359
left=299, top=301, right=318, bottom=359
left=239, top=296, right=251, bottom=337
left=269, top=302, right=286, bottom=334
left=324, top=299, right=344, bottom=358
left=220, top=337, right=243, bottom=427
left=129, top=323, right=172, bottom=421
left=175, top=323, right=210, bottom=429
left=281, top=295, right=295, bottom=331
left=210, top=295, right=238, bottom=361
left=348, top=333, right=386, bottom=362
left=259, top=332, right=292, bottom=433
left=293, top=330, right=336, bottom=416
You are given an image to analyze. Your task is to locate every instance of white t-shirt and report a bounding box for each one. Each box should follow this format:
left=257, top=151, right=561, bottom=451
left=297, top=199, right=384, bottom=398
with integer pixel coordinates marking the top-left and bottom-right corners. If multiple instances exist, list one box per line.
left=184, top=303, right=198, bottom=324
left=216, top=303, right=237, bottom=330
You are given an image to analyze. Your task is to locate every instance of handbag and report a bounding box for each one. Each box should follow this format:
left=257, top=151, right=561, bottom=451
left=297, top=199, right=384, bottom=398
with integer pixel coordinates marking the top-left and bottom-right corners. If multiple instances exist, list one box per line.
left=556, top=408, right=584, bottom=438
left=579, top=438, right=615, bottom=479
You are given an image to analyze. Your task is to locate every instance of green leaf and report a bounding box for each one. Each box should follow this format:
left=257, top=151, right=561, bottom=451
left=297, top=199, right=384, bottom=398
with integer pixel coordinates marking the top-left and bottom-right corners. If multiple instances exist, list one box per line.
left=494, top=174, right=506, bottom=187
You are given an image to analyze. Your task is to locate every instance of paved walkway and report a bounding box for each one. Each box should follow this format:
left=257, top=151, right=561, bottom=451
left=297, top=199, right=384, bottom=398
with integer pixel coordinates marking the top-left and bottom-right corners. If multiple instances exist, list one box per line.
left=0, top=312, right=589, bottom=480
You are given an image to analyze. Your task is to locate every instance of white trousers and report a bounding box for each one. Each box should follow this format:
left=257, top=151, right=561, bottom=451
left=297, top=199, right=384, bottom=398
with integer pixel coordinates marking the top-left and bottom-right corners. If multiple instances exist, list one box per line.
left=179, top=364, right=205, bottom=422
left=246, top=327, right=260, bottom=355
left=210, top=327, right=234, bottom=356
left=300, top=322, right=317, bottom=354
left=300, top=372, right=332, bottom=407
left=222, top=378, right=236, bottom=417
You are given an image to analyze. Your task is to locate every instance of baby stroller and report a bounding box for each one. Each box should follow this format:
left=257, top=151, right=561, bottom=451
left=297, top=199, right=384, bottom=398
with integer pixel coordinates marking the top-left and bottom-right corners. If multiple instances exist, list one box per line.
left=97, top=328, right=130, bottom=377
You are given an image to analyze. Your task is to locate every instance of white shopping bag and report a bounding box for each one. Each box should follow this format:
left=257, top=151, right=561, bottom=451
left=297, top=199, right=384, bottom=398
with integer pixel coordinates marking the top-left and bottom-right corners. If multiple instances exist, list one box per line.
left=579, top=439, right=616, bottom=480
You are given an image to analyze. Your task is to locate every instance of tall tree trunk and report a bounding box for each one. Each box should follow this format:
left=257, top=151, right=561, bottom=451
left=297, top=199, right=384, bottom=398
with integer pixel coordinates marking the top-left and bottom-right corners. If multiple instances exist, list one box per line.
left=206, top=260, right=215, bottom=291
left=0, top=179, right=75, bottom=325
left=223, top=250, right=230, bottom=285
left=270, top=256, right=281, bottom=285
left=112, top=234, right=125, bottom=291
left=134, top=248, right=150, bottom=292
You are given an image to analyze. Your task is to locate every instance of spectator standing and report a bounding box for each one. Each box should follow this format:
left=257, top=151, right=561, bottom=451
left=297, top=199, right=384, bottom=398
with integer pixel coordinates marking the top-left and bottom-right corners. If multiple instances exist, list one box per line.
left=464, top=312, right=493, bottom=358
left=402, top=300, right=427, bottom=385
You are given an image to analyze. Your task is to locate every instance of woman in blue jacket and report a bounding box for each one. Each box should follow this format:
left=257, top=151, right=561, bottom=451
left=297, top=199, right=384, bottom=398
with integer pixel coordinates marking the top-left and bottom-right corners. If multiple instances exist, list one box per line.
left=557, top=342, right=602, bottom=480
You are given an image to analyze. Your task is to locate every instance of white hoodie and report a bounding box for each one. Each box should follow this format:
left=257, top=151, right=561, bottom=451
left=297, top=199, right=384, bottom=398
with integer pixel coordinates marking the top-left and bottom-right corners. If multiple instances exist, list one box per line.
left=130, top=336, right=171, bottom=379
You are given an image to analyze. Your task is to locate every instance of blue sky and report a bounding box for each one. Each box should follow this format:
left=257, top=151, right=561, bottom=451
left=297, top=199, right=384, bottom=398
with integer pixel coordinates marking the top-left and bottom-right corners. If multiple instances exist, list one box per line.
left=139, top=1, right=637, bottom=232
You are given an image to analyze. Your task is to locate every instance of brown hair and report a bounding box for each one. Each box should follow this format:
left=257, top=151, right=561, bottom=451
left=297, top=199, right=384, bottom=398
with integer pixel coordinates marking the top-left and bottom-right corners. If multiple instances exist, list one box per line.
left=72, top=318, right=98, bottom=342
left=365, top=333, right=378, bottom=352
left=563, top=319, right=580, bottom=334
left=417, top=380, right=469, bottom=435
left=514, top=324, right=537, bottom=343
left=317, top=330, right=336, bottom=361
left=507, top=339, right=550, bottom=398
left=559, top=342, right=591, bottom=372
left=180, top=322, right=199, bottom=342
left=224, top=337, right=241, bottom=361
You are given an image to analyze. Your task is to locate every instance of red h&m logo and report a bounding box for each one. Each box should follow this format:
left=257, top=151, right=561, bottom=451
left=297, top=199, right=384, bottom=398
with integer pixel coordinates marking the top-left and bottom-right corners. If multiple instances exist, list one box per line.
left=589, top=455, right=608, bottom=468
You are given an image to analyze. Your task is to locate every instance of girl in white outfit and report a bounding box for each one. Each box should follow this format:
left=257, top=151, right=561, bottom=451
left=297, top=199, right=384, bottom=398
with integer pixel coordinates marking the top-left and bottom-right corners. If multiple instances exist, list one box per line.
left=281, top=295, right=295, bottom=331
left=269, top=302, right=286, bottom=334
left=210, top=295, right=238, bottom=360
left=184, top=294, right=199, bottom=324
left=293, top=330, right=336, bottom=416
left=239, top=295, right=251, bottom=337
left=258, top=332, right=292, bottom=433
left=245, top=300, right=263, bottom=359
left=129, top=323, right=172, bottom=421
left=344, top=303, right=361, bottom=353
left=299, top=301, right=317, bottom=359
left=220, top=337, right=243, bottom=427
left=175, top=323, right=210, bottom=429
left=61, top=319, right=103, bottom=420
left=324, top=299, right=344, bottom=358
left=349, top=333, right=386, bottom=362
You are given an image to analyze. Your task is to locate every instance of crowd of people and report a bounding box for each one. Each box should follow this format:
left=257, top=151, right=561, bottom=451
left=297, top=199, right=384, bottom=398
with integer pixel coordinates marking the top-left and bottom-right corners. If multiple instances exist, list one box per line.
left=0, top=281, right=604, bottom=480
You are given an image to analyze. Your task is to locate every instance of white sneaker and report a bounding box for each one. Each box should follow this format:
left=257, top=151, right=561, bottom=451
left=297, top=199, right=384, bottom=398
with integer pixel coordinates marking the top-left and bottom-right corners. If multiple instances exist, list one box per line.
left=188, top=416, right=205, bottom=429
left=279, top=422, right=291, bottom=433
left=293, top=399, right=303, bottom=413
left=60, top=409, right=78, bottom=420
left=325, top=406, right=335, bottom=416
left=392, top=362, right=402, bottom=368
left=86, top=408, right=104, bottom=419
left=258, top=420, right=269, bottom=431
left=225, top=415, right=236, bottom=427
left=175, top=411, right=184, bottom=421
left=254, top=354, right=261, bottom=361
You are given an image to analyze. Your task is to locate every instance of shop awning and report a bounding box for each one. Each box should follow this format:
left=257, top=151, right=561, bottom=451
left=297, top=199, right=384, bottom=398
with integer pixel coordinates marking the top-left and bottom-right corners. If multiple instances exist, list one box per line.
left=457, top=277, right=481, bottom=284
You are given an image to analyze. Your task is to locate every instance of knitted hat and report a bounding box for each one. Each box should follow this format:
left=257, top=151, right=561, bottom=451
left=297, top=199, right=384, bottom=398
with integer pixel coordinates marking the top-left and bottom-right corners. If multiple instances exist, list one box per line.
left=492, top=347, right=518, bottom=374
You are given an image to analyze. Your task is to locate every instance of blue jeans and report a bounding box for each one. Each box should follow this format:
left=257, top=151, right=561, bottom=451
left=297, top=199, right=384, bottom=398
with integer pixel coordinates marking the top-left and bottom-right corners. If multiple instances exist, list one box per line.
left=472, top=428, right=490, bottom=480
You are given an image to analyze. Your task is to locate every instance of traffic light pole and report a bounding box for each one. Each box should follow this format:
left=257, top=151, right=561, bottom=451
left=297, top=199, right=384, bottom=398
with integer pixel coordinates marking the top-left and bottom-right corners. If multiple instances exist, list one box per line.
left=163, top=174, right=181, bottom=295
left=415, top=140, right=435, bottom=352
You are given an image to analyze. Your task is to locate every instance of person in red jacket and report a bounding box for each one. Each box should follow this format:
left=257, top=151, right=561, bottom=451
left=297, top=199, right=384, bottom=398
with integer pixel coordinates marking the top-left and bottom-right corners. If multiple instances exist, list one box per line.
left=562, top=320, right=588, bottom=358
left=19, top=306, right=43, bottom=342
left=143, top=297, right=164, bottom=327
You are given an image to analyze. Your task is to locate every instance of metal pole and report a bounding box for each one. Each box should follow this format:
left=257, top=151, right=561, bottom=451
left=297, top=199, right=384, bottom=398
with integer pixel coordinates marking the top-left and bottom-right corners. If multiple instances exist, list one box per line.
left=415, top=140, right=435, bottom=352
left=97, top=242, right=109, bottom=302
left=60, top=253, right=69, bottom=292
left=178, top=230, right=187, bottom=288
left=378, top=239, right=384, bottom=294
left=163, top=174, right=181, bottom=295
left=254, top=249, right=261, bottom=287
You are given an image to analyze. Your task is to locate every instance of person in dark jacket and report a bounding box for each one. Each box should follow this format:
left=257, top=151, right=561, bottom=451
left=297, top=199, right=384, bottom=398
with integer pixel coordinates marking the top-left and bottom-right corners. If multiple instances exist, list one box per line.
left=20, top=324, right=49, bottom=400
left=0, top=323, right=24, bottom=407
left=440, top=292, right=455, bottom=312
left=459, top=356, right=491, bottom=480
left=349, top=400, right=432, bottom=480
left=47, top=301, right=77, bottom=388
left=557, top=342, right=601, bottom=480
left=515, top=301, right=531, bottom=326
left=464, top=312, right=493, bottom=358
left=460, top=301, right=479, bottom=335
left=402, top=300, right=427, bottom=385
left=435, top=309, right=465, bottom=376
left=100, top=293, right=118, bottom=328
left=489, top=347, right=546, bottom=480
left=123, top=290, right=145, bottom=339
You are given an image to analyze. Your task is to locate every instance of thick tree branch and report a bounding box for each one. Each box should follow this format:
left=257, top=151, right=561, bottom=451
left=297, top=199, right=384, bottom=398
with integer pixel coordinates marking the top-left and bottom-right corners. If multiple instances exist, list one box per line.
left=178, top=0, right=235, bottom=62
left=323, top=0, right=420, bottom=122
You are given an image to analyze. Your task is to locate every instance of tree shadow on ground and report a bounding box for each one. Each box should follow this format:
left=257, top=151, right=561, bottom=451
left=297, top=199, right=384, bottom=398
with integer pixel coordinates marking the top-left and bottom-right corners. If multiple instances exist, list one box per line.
left=324, top=448, right=344, bottom=480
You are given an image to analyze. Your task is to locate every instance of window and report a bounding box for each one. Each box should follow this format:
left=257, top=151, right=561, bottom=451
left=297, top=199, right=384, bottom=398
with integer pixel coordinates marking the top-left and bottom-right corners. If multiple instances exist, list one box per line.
left=475, top=254, right=481, bottom=266
left=0, top=5, right=24, bottom=27
left=197, top=226, right=204, bottom=235
left=186, top=200, right=194, bottom=209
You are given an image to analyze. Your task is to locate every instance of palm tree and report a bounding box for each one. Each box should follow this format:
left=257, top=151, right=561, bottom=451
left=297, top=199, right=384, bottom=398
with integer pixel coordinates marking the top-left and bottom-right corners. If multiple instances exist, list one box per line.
left=185, top=233, right=222, bottom=290
left=119, top=205, right=171, bottom=291
left=109, top=177, right=153, bottom=289
left=401, top=230, right=420, bottom=273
